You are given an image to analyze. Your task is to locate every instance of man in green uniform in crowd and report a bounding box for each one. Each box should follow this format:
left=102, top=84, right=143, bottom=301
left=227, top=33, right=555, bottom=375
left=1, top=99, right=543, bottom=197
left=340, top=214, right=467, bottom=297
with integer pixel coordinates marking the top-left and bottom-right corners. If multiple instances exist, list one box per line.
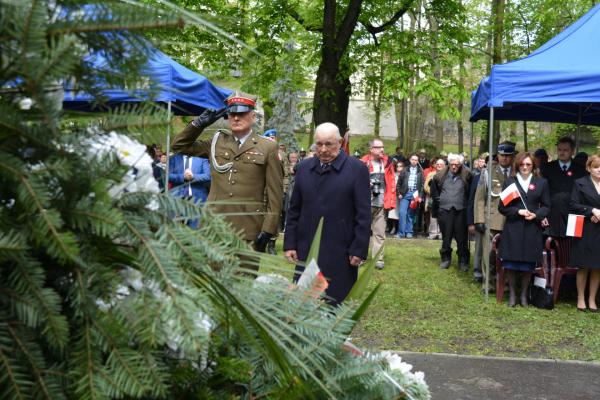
left=171, top=92, right=283, bottom=260
left=474, top=141, right=516, bottom=291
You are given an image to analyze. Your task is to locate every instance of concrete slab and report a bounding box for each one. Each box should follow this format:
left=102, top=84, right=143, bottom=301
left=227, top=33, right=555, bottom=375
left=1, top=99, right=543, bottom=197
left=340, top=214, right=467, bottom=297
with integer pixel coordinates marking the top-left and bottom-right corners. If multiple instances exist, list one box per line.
left=398, top=352, right=600, bottom=400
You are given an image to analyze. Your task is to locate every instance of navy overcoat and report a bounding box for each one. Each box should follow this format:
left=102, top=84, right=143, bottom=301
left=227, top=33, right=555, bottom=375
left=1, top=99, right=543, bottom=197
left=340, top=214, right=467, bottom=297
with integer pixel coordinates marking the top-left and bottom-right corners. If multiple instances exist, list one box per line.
left=284, top=151, right=371, bottom=304
left=498, top=176, right=551, bottom=264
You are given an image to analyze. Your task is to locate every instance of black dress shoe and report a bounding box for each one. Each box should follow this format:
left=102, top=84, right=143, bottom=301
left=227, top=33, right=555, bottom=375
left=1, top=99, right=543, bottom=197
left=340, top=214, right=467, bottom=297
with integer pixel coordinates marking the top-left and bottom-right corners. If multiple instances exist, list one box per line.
left=439, top=260, right=451, bottom=269
left=459, top=263, right=469, bottom=272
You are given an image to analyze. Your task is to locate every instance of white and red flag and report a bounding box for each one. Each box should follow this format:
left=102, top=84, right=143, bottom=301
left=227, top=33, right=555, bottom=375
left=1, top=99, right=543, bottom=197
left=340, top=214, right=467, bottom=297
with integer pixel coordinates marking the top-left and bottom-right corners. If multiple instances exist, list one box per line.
left=500, top=183, right=521, bottom=206
left=566, top=214, right=585, bottom=237
left=297, top=259, right=329, bottom=294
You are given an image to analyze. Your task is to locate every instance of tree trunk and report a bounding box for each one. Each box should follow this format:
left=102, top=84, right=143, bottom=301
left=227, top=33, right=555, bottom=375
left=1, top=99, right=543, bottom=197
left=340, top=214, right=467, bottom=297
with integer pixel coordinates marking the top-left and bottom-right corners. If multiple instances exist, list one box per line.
left=312, top=0, right=363, bottom=131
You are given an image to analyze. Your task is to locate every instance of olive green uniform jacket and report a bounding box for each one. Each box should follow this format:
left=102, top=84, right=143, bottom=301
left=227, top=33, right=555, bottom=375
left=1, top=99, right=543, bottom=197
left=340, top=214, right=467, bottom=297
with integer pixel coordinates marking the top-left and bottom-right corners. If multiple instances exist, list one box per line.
left=474, top=165, right=508, bottom=231
left=172, top=124, right=283, bottom=240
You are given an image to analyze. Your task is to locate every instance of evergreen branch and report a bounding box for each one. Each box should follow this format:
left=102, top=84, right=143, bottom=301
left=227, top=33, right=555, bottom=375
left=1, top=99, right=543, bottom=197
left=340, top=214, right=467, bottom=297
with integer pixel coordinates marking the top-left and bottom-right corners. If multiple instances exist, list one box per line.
left=0, top=230, right=27, bottom=260
left=123, top=219, right=175, bottom=296
left=0, top=322, right=28, bottom=400
left=91, top=323, right=148, bottom=397
left=8, top=259, right=69, bottom=352
left=191, top=271, right=340, bottom=398
left=0, top=160, right=78, bottom=263
left=48, top=19, right=185, bottom=36
left=6, top=322, right=56, bottom=400
left=34, top=36, right=79, bottom=83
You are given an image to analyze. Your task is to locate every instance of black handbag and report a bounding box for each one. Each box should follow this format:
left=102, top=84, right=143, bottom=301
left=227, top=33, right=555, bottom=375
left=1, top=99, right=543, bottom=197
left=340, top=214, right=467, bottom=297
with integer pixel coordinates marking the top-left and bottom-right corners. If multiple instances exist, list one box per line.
left=530, top=284, right=554, bottom=310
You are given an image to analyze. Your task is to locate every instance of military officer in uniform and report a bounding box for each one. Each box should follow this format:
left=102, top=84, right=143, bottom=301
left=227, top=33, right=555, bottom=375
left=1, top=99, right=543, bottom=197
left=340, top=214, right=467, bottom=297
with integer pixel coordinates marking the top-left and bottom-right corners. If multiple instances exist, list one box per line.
left=171, top=91, right=283, bottom=260
left=474, top=141, right=516, bottom=291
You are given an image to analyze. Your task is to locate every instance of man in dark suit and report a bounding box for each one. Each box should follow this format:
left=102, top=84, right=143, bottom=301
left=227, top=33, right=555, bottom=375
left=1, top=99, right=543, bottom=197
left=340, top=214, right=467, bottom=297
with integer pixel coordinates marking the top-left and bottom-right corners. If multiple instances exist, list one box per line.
left=284, top=122, right=371, bottom=305
left=540, top=137, right=587, bottom=237
left=168, top=153, right=211, bottom=228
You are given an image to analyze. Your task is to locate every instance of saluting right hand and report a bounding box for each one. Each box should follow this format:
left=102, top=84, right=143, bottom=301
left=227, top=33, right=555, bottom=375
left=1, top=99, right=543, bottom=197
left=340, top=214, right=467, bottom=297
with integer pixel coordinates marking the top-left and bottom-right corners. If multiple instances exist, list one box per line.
left=192, top=107, right=227, bottom=128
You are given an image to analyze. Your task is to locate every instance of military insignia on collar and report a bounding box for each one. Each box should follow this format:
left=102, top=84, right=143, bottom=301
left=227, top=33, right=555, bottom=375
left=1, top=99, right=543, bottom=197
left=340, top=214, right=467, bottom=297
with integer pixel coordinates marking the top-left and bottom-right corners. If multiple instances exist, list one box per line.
left=529, top=183, right=536, bottom=190
left=567, top=171, right=573, bottom=177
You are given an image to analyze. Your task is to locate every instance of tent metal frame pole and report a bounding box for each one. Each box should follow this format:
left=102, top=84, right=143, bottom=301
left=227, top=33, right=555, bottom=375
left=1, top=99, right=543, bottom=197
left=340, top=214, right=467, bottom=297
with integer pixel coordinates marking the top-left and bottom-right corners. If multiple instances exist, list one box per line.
left=484, top=107, right=494, bottom=301
left=576, top=105, right=582, bottom=153
left=164, top=101, right=172, bottom=193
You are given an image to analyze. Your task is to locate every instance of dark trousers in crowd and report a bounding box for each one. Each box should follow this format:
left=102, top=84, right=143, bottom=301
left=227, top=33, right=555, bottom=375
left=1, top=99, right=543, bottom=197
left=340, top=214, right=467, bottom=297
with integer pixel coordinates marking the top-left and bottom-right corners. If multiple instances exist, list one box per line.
left=438, top=208, right=469, bottom=265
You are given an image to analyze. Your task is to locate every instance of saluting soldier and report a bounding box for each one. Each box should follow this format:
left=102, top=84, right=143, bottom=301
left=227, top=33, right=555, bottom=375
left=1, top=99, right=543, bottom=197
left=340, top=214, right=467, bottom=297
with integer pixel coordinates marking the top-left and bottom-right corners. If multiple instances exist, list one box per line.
left=474, top=141, right=516, bottom=291
left=171, top=91, right=283, bottom=257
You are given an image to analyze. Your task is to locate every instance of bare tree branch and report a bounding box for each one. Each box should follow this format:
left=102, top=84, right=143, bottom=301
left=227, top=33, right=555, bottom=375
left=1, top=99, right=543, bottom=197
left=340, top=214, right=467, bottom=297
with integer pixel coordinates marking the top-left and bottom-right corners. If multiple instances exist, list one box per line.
left=361, top=0, right=416, bottom=36
left=287, top=7, right=322, bottom=32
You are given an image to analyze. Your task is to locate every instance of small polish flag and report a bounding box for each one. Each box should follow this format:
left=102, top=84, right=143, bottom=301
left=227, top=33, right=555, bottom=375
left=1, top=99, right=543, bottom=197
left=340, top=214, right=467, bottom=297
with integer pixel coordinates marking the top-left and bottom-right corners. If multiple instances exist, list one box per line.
left=566, top=214, right=585, bottom=238
left=297, top=259, right=329, bottom=294
left=500, top=183, right=521, bottom=206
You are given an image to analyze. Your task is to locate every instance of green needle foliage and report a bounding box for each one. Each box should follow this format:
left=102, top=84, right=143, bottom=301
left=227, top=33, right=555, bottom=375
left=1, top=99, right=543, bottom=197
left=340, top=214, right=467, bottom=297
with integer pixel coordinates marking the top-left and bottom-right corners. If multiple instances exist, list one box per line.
left=0, top=1, right=429, bottom=399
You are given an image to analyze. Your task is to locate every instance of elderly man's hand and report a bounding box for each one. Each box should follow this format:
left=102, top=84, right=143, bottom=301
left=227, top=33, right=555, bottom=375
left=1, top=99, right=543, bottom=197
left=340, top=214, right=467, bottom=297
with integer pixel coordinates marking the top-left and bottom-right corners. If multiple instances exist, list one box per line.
left=349, top=256, right=362, bottom=267
left=285, top=250, right=298, bottom=263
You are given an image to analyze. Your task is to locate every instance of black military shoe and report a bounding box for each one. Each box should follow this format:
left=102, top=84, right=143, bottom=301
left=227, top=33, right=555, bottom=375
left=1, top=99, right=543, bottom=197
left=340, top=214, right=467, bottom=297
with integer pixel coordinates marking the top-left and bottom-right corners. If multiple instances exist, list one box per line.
left=439, top=260, right=451, bottom=269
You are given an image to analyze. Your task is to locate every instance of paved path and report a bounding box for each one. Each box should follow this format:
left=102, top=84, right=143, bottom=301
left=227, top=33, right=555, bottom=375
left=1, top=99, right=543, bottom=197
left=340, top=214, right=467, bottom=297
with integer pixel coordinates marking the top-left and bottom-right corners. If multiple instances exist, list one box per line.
left=398, top=352, right=600, bottom=400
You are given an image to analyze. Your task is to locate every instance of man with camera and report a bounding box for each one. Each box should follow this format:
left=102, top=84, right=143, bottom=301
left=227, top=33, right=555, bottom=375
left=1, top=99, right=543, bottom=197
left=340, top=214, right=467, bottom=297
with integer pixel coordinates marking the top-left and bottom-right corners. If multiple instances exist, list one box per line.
left=361, top=139, right=397, bottom=269
left=171, top=91, right=283, bottom=264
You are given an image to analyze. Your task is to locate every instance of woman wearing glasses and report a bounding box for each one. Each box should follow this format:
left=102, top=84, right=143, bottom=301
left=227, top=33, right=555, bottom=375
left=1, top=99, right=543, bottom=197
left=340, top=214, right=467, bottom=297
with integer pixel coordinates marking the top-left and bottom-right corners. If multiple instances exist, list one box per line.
left=498, top=152, right=551, bottom=307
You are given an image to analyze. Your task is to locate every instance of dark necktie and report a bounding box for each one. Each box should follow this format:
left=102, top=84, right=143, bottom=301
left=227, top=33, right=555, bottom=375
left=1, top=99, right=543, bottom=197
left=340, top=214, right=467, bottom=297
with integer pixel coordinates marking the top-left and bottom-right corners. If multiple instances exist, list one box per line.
left=562, top=164, right=567, bottom=172
left=503, top=168, right=509, bottom=179
left=321, top=163, right=329, bottom=172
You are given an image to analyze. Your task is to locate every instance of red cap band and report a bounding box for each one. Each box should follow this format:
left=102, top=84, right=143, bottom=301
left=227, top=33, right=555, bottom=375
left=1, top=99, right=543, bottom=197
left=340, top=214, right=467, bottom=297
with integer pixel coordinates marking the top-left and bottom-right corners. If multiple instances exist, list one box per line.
left=226, top=96, right=256, bottom=107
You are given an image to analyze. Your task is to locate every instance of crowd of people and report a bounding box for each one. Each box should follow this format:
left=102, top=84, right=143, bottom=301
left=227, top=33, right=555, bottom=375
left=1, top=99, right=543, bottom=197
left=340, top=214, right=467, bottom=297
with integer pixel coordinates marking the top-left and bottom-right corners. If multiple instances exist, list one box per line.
left=146, top=91, right=600, bottom=309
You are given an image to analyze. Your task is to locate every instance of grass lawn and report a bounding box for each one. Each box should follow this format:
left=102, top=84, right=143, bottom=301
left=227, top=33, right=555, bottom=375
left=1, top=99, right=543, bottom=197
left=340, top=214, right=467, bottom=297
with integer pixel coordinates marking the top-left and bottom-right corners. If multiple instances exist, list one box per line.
left=273, top=236, right=600, bottom=362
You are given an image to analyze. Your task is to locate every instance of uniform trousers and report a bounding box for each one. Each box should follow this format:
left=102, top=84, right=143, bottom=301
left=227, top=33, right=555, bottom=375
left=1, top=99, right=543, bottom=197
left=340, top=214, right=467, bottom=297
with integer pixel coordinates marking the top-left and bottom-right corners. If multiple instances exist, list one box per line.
left=438, top=208, right=469, bottom=263
left=371, top=206, right=386, bottom=263
left=481, top=230, right=500, bottom=289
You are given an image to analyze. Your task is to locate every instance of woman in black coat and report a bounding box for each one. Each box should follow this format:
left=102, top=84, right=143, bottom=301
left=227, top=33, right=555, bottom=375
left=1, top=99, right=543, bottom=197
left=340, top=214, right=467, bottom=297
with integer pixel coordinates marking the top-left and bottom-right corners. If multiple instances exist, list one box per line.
left=499, top=152, right=551, bottom=307
left=569, top=154, right=600, bottom=312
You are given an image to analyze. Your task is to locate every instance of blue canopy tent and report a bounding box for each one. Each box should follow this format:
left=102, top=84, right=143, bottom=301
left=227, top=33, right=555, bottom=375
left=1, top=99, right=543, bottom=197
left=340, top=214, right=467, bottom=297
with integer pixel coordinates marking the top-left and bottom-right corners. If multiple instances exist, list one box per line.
left=63, top=48, right=232, bottom=116
left=469, top=3, right=600, bottom=299
left=470, top=2, right=600, bottom=127
left=63, top=47, right=232, bottom=189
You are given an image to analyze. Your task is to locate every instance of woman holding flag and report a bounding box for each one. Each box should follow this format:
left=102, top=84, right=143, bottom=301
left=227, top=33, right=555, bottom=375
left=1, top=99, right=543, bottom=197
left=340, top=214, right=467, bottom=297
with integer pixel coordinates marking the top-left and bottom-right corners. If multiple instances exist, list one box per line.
left=569, top=154, right=600, bottom=312
left=498, top=152, right=551, bottom=307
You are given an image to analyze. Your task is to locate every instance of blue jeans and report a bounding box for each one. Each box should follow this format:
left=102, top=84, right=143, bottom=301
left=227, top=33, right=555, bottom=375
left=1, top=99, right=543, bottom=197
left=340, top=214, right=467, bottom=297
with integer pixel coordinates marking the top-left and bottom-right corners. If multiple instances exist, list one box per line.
left=397, top=191, right=416, bottom=237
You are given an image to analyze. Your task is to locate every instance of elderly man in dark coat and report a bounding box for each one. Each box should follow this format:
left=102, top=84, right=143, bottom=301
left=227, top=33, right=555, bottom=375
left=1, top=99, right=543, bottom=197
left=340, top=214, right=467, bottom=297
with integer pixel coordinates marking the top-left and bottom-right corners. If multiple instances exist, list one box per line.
left=284, top=122, right=371, bottom=305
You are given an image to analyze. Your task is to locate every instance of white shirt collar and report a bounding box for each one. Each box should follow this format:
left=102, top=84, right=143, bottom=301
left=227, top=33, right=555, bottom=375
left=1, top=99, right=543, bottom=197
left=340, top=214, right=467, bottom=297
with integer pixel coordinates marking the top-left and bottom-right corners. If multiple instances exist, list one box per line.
left=559, top=160, right=571, bottom=170
left=236, top=131, right=253, bottom=146
left=517, top=173, right=533, bottom=193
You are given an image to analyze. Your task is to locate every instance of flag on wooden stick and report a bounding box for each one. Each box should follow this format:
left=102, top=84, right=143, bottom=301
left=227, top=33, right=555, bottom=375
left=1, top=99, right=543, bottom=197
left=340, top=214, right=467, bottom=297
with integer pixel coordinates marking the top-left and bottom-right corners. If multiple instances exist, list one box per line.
left=500, top=183, right=521, bottom=206
left=566, top=214, right=585, bottom=237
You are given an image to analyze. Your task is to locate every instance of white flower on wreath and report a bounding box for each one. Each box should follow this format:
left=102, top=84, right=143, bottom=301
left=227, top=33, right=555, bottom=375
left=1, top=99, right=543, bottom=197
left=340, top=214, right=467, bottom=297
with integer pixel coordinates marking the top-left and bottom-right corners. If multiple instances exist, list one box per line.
left=86, top=130, right=159, bottom=205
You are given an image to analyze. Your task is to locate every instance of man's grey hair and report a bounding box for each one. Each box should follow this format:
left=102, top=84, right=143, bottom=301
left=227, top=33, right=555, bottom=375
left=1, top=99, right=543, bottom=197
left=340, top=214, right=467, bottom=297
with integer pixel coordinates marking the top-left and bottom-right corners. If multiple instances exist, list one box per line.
left=368, top=139, right=383, bottom=148
left=447, top=153, right=465, bottom=164
left=314, top=122, right=341, bottom=140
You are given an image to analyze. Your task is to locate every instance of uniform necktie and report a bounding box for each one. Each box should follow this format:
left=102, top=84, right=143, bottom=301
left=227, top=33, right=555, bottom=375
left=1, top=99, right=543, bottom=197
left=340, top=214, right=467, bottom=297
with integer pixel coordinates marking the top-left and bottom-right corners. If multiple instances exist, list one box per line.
left=321, top=163, right=329, bottom=172
left=503, top=168, right=509, bottom=179
left=562, top=164, right=567, bottom=172
left=236, top=139, right=242, bottom=148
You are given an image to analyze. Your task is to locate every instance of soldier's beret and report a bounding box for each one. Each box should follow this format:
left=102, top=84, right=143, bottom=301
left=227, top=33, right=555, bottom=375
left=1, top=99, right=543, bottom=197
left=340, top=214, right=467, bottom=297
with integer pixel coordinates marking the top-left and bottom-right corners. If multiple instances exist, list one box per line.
left=225, top=91, right=257, bottom=113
